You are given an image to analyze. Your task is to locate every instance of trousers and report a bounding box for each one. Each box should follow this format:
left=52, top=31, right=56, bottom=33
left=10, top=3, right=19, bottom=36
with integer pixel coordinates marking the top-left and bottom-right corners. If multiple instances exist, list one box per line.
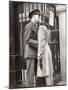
left=26, top=58, right=35, bottom=87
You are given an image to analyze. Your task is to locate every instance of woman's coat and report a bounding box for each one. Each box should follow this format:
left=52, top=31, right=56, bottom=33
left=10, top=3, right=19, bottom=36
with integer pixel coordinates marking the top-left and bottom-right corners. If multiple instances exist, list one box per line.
left=37, top=25, right=54, bottom=77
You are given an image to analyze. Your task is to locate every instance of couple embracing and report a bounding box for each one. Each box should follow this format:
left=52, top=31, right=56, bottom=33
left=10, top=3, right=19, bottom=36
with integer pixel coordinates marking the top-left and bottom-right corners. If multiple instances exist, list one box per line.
left=24, top=9, right=54, bottom=87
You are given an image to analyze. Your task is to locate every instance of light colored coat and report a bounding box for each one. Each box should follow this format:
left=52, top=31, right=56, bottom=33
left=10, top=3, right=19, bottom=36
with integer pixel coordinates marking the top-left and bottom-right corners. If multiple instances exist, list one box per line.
left=37, top=25, right=54, bottom=77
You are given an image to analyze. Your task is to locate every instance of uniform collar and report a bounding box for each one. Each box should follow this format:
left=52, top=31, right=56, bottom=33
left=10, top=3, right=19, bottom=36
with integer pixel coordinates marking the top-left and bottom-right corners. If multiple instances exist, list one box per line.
left=31, top=21, right=38, bottom=32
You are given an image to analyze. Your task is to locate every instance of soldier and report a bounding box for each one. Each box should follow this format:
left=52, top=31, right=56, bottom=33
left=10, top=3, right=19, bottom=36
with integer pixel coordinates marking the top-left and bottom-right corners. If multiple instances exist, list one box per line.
left=24, top=9, right=40, bottom=87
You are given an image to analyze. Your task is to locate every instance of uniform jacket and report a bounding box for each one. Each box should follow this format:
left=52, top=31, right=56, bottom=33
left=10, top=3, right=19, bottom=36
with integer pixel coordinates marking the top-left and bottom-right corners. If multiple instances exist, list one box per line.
left=24, top=21, right=38, bottom=59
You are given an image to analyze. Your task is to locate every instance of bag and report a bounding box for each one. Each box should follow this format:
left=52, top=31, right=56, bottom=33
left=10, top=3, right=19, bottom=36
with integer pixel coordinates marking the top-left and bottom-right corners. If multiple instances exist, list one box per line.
left=40, top=59, right=43, bottom=69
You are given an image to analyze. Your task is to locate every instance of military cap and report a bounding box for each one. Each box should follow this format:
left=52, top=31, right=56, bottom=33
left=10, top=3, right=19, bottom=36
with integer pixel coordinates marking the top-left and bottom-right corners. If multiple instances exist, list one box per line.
left=29, top=9, right=40, bottom=18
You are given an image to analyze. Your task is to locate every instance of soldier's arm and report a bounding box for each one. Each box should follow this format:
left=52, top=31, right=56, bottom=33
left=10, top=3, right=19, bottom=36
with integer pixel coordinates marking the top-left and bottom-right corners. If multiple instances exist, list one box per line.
left=27, top=26, right=38, bottom=48
left=28, top=39, right=38, bottom=48
left=24, top=25, right=38, bottom=48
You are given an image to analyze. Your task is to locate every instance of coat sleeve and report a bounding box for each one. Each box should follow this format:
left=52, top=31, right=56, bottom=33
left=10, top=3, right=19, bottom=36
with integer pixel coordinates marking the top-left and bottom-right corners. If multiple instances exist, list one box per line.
left=24, top=26, right=31, bottom=48
left=24, top=25, right=38, bottom=48
left=28, top=39, right=38, bottom=48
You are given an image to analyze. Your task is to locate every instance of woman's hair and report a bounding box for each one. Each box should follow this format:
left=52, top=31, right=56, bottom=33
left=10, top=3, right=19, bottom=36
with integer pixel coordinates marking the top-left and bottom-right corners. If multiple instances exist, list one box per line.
left=39, top=20, right=50, bottom=29
left=39, top=14, right=50, bottom=29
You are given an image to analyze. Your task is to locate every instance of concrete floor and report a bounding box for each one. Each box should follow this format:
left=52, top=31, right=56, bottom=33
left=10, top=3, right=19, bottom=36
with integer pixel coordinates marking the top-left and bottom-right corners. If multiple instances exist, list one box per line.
left=18, top=79, right=66, bottom=88
left=56, top=80, right=66, bottom=86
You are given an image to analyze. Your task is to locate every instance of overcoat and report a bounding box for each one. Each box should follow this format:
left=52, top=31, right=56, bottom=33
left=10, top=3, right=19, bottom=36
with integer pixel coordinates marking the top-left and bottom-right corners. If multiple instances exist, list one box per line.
left=37, top=25, right=54, bottom=77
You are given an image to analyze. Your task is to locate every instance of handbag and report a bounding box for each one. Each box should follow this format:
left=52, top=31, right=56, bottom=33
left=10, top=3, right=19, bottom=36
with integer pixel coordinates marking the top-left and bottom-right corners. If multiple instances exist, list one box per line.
left=38, top=56, right=43, bottom=69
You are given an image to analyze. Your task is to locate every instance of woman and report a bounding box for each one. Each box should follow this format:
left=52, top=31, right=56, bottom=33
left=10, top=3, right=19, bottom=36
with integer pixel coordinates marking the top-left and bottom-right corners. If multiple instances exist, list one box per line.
left=37, top=19, right=54, bottom=86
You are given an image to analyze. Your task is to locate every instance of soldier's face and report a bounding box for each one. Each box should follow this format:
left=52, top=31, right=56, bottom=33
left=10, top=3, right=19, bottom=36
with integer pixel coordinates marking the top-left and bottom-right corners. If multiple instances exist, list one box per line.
left=39, top=16, right=42, bottom=23
left=34, top=14, right=40, bottom=23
